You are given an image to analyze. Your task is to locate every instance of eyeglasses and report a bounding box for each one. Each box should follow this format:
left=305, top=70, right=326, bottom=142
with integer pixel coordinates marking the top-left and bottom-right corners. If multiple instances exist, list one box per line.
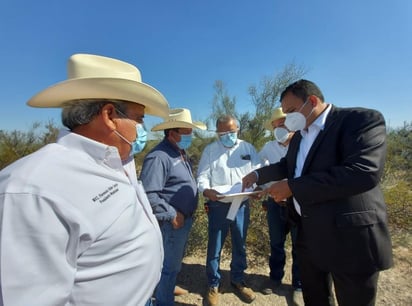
left=116, top=109, right=144, bottom=124
left=216, top=129, right=238, bottom=136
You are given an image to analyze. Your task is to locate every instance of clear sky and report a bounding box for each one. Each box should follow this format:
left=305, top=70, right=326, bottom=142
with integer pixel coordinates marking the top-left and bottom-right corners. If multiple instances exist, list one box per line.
left=0, top=0, right=411, bottom=133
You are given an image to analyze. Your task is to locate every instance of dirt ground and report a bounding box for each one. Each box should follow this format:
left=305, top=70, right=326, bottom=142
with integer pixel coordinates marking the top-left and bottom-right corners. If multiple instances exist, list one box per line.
left=174, top=234, right=412, bottom=306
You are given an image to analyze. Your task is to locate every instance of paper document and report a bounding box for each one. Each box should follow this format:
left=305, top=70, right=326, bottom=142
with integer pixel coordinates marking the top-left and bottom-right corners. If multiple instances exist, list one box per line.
left=226, top=196, right=243, bottom=220
left=215, top=183, right=261, bottom=220
left=216, top=190, right=262, bottom=200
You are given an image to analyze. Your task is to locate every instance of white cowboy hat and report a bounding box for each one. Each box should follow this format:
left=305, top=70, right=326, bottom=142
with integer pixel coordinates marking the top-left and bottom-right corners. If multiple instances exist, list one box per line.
left=27, top=53, right=169, bottom=117
left=264, top=107, right=286, bottom=130
left=151, top=108, right=207, bottom=131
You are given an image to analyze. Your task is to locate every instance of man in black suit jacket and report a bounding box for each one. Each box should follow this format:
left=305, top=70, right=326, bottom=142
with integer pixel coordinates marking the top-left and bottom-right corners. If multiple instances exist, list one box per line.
left=242, top=79, right=393, bottom=306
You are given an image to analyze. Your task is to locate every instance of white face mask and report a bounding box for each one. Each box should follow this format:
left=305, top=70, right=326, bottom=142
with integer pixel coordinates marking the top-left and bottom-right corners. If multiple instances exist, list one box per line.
left=284, top=99, right=314, bottom=131
left=274, top=127, right=290, bottom=143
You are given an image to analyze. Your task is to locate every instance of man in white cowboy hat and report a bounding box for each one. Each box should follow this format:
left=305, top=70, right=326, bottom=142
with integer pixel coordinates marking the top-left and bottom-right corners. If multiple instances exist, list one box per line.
left=258, top=108, right=302, bottom=301
left=139, top=108, right=206, bottom=306
left=0, top=53, right=169, bottom=306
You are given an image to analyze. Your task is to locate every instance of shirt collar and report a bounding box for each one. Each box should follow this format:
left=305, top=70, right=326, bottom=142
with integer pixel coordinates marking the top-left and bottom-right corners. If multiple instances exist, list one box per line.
left=57, top=129, right=123, bottom=170
left=301, top=104, right=331, bottom=137
left=164, top=137, right=181, bottom=153
left=310, top=103, right=332, bottom=130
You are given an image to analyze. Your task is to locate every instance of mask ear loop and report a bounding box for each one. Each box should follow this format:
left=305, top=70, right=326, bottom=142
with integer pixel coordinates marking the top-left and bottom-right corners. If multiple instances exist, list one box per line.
left=113, top=129, right=133, bottom=146
left=305, top=97, right=316, bottom=122
left=298, top=98, right=309, bottom=112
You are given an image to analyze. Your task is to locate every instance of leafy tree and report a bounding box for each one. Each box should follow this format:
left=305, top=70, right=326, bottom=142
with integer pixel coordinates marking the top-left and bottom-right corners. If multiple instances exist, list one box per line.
left=247, top=62, right=307, bottom=150
left=209, top=80, right=238, bottom=126
left=208, top=63, right=306, bottom=151
left=0, top=121, right=59, bottom=169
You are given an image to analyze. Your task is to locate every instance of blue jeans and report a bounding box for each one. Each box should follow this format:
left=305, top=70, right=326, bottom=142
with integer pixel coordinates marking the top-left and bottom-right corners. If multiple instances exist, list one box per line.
left=206, top=200, right=250, bottom=287
left=154, top=217, right=193, bottom=306
left=265, top=198, right=301, bottom=288
left=144, top=297, right=155, bottom=306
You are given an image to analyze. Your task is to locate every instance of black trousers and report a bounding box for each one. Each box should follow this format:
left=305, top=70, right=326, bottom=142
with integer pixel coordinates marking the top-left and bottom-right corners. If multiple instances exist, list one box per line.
left=296, top=236, right=379, bottom=306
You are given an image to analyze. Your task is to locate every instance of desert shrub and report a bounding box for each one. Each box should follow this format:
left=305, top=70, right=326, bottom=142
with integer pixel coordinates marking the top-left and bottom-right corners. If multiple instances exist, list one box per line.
left=384, top=181, right=412, bottom=230
left=185, top=197, right=208, bottom=255
left=185, top=196, right=272, bottom=260
left=0, top=122, right=59, bottom=169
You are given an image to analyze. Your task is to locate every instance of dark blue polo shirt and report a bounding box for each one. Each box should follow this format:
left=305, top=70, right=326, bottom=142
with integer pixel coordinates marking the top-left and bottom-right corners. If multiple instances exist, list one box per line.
left=139, top=138, right=198, bottom=221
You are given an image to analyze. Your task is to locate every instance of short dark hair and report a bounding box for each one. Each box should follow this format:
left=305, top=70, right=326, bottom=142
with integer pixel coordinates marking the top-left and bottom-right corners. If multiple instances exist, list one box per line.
left=280, top=79, right=325, bottom=102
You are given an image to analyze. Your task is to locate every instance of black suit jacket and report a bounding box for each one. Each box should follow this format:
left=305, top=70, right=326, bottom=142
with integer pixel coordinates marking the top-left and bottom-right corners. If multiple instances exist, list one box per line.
left=257, top=106, right=393, bottom=274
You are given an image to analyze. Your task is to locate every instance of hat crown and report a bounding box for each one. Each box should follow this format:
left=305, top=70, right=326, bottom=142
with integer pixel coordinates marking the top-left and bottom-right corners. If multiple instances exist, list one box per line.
left=165, top=108, right=193, bottom=123
left=151, top=108, right=206, bottom=131
left=27, top=53, right=170, bottom=118
left=264, top=107, right=286, bottom=130
left=271, top=108, right=286, bottom=121
left=68, top=54, right=142, bottom=82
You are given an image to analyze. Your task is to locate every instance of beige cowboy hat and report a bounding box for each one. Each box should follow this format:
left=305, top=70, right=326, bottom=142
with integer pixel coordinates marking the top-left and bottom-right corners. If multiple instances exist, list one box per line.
left=151, top=108, right=207, bottom=131
left=27, top=53, right=169, bottom=117
left=264, top=107, right=286, bottom=130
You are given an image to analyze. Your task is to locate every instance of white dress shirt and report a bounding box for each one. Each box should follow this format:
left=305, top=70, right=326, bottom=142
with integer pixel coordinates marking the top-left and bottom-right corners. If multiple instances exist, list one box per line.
left=197, top=139, right=261, bottom=194
left=259, top=140, right=288, bottom=166
left=294, top=104, right=332, bottom=215
left=0, top=129, right=163, bottom=306
left=258, top=139, right=289, bottom=189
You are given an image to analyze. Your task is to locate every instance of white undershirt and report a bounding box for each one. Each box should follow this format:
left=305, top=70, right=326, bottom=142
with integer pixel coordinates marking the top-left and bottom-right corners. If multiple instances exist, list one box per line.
left=293, top=104, right=331, bottom=215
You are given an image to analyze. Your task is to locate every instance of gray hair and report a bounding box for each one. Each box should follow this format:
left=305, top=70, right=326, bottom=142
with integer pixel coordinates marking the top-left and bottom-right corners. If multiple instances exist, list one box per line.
left=61, top=99, right=129, bottom=130
left=215, top=115, right=238, bottom=129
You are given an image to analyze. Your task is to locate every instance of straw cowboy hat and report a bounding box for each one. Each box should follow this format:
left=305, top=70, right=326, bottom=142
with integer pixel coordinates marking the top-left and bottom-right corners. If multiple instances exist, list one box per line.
left=264, top=107, right=286, bottom=130
left=151, top=108, right=207, bottom=131
left=27, top=53, right=169, bottom=117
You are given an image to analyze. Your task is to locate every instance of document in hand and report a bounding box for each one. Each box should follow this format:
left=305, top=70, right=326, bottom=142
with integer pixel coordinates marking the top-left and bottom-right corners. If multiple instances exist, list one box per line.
left=216, top=183, right=261, bottom=220
left=216, top=190, right=262, bottom=200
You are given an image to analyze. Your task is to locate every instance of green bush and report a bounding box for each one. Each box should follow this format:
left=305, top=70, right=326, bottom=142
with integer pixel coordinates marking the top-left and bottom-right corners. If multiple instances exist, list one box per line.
left=185, top=196, right=272, bottom=260
left=384, top=181, right=412, bottom=230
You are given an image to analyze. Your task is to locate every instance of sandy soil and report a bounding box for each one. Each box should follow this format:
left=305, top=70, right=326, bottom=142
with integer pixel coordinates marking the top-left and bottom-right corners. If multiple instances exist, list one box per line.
left=174, top=235, right=412, bottom=306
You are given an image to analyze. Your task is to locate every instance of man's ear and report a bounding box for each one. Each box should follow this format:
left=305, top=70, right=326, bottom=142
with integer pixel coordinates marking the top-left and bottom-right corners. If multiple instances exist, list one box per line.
left=101, top=103, right=118, bottom=130
left=308, top=95, right=318, bottom=107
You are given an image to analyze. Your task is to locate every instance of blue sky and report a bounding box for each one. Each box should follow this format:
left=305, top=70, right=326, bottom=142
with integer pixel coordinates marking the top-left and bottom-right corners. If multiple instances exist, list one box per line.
left=0, top=0, right=411, bottom=133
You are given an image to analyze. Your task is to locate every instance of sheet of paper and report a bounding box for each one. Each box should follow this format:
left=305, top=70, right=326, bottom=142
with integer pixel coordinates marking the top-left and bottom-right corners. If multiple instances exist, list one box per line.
left=226, top=195, right=244, bottom=221
left=214, top=182, right=261, bottom=220
left=216, top=190, right=262, bottom=200
left=222, top=191, right=262, bottom=220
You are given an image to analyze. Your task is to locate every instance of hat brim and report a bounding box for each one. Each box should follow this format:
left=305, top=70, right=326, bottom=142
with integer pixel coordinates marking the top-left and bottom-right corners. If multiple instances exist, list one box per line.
left=151, top=120, right=207, bottom=131
left=27, top=77, right=169, bottom=117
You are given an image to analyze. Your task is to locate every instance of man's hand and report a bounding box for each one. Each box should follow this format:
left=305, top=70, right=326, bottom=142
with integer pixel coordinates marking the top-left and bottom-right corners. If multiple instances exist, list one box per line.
left=264, top=180, right=292, bottom=203
left=203, top=189, right=220, bottom=202
left=249, top=186, right=264, bottom=200
left=171, top=211, right=185, bottom=229
left=242, top=171, right=258, bottom=191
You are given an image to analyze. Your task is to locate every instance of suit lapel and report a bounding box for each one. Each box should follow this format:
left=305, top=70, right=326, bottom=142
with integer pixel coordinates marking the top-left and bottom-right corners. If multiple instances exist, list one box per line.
left=301, top=106, right=339, bottom=174
left=287, top=132, right=302, bottom=178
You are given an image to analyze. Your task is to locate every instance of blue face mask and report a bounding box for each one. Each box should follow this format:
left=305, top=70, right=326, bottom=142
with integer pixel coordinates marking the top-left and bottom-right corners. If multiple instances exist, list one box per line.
left=177, top=134, right=192, bottom=150
left=219, top=132, right=238, bottom=148
left=130, top=124, right=147, bottom=155
left=115, top=123, right=147, bottom=156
